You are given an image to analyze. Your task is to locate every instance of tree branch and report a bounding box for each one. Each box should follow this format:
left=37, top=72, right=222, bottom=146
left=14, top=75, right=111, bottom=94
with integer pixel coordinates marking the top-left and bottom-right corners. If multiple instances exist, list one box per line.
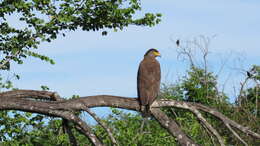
left=190, top=107, right=225, bottom=146
left=153, top=100, right=225, bottom=145
left=44, top=109, right=103, bottom=145
left=153, top=100, right=260, bottom=139
left=225, top=123, right=248, bottom=146
left=237, top=76, right=250, bottom=106
left=52, top=92, right=78, bottom=146
left=1, top=90, right=259, bottom=145
left=62, top=119, right=78, bottom=146
left=0, top=93, right=102, bottom=145
left=84, top=107, right=118, bottom=146
left=191, top=103, right=260, bottom=139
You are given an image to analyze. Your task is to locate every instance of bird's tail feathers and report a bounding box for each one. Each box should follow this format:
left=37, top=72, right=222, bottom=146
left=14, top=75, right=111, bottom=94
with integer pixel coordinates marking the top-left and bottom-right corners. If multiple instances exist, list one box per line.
left=140, top=117, right=148, bottom=133
left=140, top=105, right=151, bottom=133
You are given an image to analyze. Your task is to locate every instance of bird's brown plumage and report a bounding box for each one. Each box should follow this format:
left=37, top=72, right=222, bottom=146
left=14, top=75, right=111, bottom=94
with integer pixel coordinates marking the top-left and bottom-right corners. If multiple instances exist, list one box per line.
left=137, top=49, right=161, bottom=117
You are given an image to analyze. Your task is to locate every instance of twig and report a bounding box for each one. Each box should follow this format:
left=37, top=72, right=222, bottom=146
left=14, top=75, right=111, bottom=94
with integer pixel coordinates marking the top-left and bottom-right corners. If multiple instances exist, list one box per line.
left=237, top=76, right=250, bottom=106
left=225, top=123, right=248, bottom=146
left=201, top=122, right=216, bottom=145
left=84, top=107, right=118, bottom=146
left=253, top=79, right=259, bottom=117
left=191, top=107, right=225, bottom=146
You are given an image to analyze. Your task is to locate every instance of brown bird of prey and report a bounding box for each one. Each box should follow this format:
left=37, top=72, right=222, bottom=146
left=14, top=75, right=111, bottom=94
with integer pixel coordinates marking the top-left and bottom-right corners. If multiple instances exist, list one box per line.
left=137, top=48, right=161, bottom=117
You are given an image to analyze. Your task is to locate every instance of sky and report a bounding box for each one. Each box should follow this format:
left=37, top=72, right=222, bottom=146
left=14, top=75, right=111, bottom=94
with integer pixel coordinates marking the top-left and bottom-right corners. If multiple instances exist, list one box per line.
left=7, top=0, right=260, bottom=119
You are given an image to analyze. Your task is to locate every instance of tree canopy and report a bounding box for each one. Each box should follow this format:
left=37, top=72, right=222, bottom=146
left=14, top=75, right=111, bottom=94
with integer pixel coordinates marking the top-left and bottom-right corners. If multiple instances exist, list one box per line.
left=0, top=0, right=161, bottom=70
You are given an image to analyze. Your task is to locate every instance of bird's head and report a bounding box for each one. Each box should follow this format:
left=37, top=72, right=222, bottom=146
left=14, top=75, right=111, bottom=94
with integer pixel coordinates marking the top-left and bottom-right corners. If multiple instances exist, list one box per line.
left=144, top=48, right=161, bottom=58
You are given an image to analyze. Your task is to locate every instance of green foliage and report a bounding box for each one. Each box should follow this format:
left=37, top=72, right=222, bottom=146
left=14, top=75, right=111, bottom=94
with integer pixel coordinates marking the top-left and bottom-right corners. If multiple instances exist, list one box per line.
left=182, top=66, right=219, bottom=104
left=1, top=117, right=71, bottom=146
left=0, top=0, right=161, bottom=69
left=160, top=64, right=259, bottom=145
left=1, top=109, right=177, bottom=146
left=94, top=108, right=177, bottom=145
left=166, top=108, right=213, bottom=145
left=161, top=66, right=227, bottom=105
left=40, top=85, right=50, bottom=91
left=241, top=86, right=260, bottom=116
left=238, top=65, right=260, bottom=117
left=250, top=65, right=260, bottom=80
left=0, top=111, right=46, bottom=142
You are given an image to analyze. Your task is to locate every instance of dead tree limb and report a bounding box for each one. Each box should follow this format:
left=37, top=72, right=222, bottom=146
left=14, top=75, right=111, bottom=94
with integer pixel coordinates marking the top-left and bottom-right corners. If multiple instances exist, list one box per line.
left=1, top=90, right=259, bottom=145
left=0, top=91, right=102, bottom=145
left=152, top=100, right=260, bottom=140
left=0, top=90, right=196, bottom=145
left=153, top=100, right=225, bottom=145
left=191, top=103, right=260, bottom=139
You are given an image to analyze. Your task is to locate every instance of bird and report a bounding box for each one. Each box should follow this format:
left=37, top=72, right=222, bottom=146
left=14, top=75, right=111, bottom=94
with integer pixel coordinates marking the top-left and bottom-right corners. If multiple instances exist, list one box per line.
left=247, top=71, right=252, bottom=78
left=137, top=48, right=161, bottom=117
left=176, top=39, right=180, bottom=46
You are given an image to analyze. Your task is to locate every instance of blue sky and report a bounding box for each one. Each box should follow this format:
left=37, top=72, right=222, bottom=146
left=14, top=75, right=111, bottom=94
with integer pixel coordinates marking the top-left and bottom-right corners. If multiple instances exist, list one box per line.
left=8, top=0, right=260, bottom=118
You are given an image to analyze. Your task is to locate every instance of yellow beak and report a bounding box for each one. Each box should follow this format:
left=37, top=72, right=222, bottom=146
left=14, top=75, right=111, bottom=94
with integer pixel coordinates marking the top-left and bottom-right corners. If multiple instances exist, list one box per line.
left=153, top=52, right=161, bottom=57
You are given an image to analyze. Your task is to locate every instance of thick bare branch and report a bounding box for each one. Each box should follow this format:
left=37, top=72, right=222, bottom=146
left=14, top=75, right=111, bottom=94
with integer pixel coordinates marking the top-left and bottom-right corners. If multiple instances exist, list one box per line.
left=0, top=95, right=102, bottom=145
left=192, top=103, right=260, bottom=139
left=0, top=90, right=195, bottom=145
left=0, top=90, right=139, bottom=111
left=152, top=100, right=260, bottom=139
left=1, top=89, right=259, bottom=145
left=153, top=100, right=225, bottom=145
left=0, top=90, right=54, bottom=100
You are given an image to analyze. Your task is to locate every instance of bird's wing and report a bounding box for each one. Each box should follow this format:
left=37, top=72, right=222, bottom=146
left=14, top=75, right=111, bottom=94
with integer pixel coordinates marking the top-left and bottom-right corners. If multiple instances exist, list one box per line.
left=147, top=60, right=161, bottom=105
left=137, top=59, right=150, bottom=106
left=137, top=59, right=161, bottom=106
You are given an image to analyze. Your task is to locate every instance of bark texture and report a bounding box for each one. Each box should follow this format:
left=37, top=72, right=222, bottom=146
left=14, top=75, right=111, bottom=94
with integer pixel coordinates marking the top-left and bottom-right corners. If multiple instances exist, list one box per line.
left=1, top=90, right=259, bottom=146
